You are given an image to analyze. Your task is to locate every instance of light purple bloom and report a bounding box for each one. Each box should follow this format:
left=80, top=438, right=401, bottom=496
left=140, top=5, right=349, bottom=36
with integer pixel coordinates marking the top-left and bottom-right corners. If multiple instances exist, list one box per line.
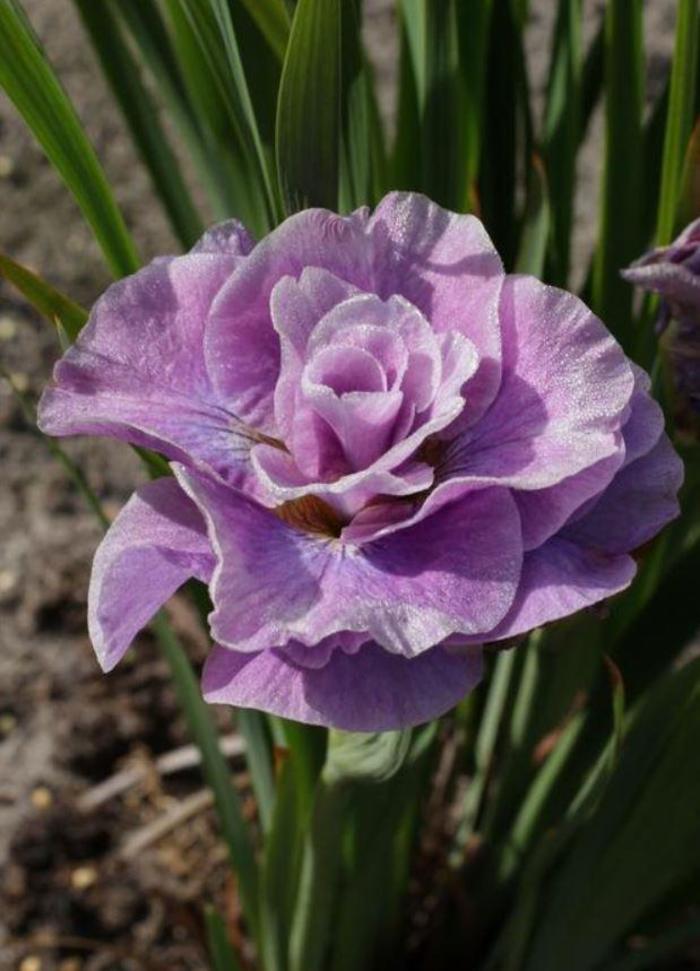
left=39, top=193, right=682, bottom=731
left=623, top=217, right=700, bottom=412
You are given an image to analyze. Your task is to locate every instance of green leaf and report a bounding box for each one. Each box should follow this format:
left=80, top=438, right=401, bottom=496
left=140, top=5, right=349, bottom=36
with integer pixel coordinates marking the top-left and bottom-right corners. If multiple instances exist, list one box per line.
left=677, top=117, right=700, bottom=228
left=542, top=0, right=582, bottom=285
left=522, top=659, right=700, bottom=971
left=451, top=647, right=519, bottom=859
left=229, top=0, right=282, bottom=152
left=591, top=0, right=644, bottom=350
left=338, top=1, right=378, bottom=212
left=330, top=730, right=437, bottom=971
left=259, top=749, right=304, bottom=971
left=153, top=614, right=261, bottom=941
left=580, top=19, right=603, bottom=139
left=515, top=154, right=550, bottom=277
left=205, top=905, right=243, bottom=971
left=277, top=719, right=327, bottom=816
left=236, top=710, right=276, bottom=833
left=239, top=0, right=291, bottom=62
left=393, top=0, right=493, bottom=209
left=111, top=0, right=236, bottom=221
left=0, top=0, right=139, bottom=277
left=495, top=712, right=585, bottom=888
left=162, top=0, right=274, bottom=234
left=71, top=0, right=204, bottom=249
left=480, top=616, right=603, bottom=846
left=480, top=0, right=532, bottom=267
left=391, top=5, right=423, bottom=192
left=206, top=0, right=281, bottom=220
left=457, top=0, right=494, bottom=201
left=289, top=727, right=432, bottom=971
left=289, top=781, right=347, bottom=971
left=276, top=0, right=341, bottom=212
left=421, top=0, right=464, bottom=209
left=655, top=0, right=699, bottom=245
left=0, top=252, right=87, bottom=341
left=612, top=536, right=700, bottom=700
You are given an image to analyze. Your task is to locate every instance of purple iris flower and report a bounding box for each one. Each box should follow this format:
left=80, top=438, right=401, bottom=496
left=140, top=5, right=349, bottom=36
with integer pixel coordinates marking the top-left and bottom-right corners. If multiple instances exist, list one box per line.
left=623, top=217, right=700, bottom=412
left=39, top=193, right=682, bottom=730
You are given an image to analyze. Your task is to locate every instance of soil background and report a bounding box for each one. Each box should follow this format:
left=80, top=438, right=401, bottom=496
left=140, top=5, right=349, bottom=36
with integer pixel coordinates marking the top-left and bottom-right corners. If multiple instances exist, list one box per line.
left=0, top=2, right=676, bottom=969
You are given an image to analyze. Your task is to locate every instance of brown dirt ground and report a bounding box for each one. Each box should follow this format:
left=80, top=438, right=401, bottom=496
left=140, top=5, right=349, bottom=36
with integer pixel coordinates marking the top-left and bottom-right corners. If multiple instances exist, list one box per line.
left=0, top=1, right=675, bottom=969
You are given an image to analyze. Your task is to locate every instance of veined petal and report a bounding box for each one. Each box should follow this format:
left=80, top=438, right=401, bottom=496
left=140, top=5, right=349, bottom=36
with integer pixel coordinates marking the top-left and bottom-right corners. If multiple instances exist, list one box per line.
left=175, top=467, right=523, bottom=657
left=562, top=434, right=682, bottom=555
left=474, top=537, right=636, bottom=644
left=441, top=276, right=635, bottom=490
left=514, top=363, right=666, bottom=550
left=202, top=641, right=483, bottom=731
left=88, top=478, right=214, bottom=673
left=38, top=249, right=255, bottom=487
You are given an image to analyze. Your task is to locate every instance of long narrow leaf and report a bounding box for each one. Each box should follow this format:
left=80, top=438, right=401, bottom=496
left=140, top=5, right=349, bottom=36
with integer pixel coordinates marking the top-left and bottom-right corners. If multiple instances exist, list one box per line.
left=338, top=0, right=376, bottom=212
left=0, top=252, right=87, bottom=341
left=451, top=648, right=519, bottom=860
left=480, top=0, right=531, bottom=266
left=0, top=0, right=139, bottom=277
left=392, top=5, right=423, bottom=192
left=163, top=0, right=273, bottom=233
left=421, top=0, right=463, bottom=209
left=655, top=0, right=699, bottom=245
left=205, top=906, right=244, bottom=971
left=72, top=0, right=203, bottom=249
left=580, top=19, right=603, bottom=139
left=677, top=118, right=700, bottom=229
left=111, top=0, right=234, bottom=220
left=542, top=0, right=582, bottom=286
left=207, top=0, right=281, bottom=221
left=239, top=0, right=291, bottom=62
left=516, top=154, right=550, bottom=276
left=522, top=659, right=700, bottom=971
left=236, top=709, right=276, bottom=832
left=153, top=613, right=260, bottom=940
left=259, top=751, right=305, bottom=971
left=457, top=0, right=494, bottom=202
left=591, top=0, right=644, bottom=350
left=276, top=0, right=341, bottom=212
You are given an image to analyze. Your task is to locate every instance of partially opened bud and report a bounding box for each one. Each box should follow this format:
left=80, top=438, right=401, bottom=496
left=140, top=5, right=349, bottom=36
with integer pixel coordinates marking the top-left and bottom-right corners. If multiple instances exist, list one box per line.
left=623, top=218, right=700, bottom=414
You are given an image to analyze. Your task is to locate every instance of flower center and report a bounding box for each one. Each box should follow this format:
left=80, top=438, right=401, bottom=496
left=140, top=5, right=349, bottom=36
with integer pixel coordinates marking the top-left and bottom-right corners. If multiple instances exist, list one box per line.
left=274, top=494, right=346, bottom=537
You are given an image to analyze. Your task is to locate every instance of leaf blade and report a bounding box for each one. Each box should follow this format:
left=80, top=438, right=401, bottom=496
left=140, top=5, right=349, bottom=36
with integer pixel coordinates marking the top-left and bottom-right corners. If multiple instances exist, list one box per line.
left=591, top=0, right=644, bottom=349
left=515, top=154, right=551, bottom=277
left=655, top=0, right=699, bottom=245
left=71, top=0, right=204, bottom=249
left=0, top=0, right=140, bottom=277
left=0, top=252, right=87, bottom=341
left=276, top=0, right=341, bottom=212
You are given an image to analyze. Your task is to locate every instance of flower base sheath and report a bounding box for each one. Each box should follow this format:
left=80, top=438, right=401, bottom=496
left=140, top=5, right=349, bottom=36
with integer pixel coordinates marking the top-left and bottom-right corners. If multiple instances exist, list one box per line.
left=39, top=193, right=682, bottom=731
